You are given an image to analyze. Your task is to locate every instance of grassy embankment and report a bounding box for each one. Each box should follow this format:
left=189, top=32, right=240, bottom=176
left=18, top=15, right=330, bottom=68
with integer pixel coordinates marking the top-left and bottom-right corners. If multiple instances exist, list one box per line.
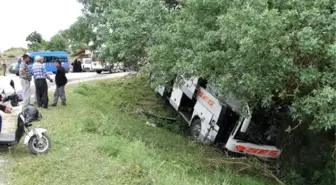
left=0, top=47, right=26, bottom=76
left=2, top=76, right=274, bottom=185
left=0, top=47, right=26, bottom=60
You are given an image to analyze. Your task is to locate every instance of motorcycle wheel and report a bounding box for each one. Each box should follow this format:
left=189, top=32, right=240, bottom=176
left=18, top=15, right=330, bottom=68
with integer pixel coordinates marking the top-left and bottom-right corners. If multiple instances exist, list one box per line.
left=28, top=133, right=51, bottom=155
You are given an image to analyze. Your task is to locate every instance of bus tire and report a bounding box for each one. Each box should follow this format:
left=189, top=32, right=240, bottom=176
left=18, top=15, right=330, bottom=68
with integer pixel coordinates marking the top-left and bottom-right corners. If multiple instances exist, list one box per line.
left=190, top=118, right=202, bottom=141
left=96, top=70, right=102, bottom=74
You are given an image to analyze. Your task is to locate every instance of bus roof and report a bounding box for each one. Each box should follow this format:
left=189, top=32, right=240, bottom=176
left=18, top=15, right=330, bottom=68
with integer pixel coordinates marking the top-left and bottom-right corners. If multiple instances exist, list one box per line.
left=27, top=51, right=68, bottom=57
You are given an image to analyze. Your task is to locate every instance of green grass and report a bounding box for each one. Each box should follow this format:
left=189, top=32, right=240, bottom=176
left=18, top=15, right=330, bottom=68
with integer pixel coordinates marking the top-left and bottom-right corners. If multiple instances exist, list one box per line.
left=2, top=76, right=274, bottom=185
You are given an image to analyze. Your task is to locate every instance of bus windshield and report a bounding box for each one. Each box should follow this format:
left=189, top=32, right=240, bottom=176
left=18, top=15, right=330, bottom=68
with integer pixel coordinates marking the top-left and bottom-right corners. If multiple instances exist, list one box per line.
left=27, top=51, right=69, bottom=73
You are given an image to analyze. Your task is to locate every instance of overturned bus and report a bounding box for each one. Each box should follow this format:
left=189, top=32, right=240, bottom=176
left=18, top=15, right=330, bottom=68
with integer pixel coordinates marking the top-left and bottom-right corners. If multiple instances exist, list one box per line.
left=155, top=76, right=282, bottom=160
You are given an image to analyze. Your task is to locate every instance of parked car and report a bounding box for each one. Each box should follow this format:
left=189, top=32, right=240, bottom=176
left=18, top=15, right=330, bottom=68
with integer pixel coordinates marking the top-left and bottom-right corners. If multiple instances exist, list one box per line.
left=112, top=62, right=129, bottom=72
left=91, top=61, right=130, bottom=74
left=81, top=58, right=93, bottom=72
left=91, top=60, right=112, bottom=74
left=9, top=62, right=19, bottom=76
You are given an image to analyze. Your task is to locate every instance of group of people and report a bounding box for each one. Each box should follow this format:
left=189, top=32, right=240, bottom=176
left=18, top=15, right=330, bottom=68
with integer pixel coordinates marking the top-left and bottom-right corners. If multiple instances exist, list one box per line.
left=71, top=59, right=82, bottom=72
left=0, top=54, right=68, bottom=132
left=20, top=54, right=68, bottom=110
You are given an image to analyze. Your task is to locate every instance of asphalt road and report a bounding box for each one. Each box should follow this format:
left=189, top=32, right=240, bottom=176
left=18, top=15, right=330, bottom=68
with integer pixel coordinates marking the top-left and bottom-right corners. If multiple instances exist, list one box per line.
left=30, top=72, right=114, bottom=101
left=0, top=71, right=122, bottom=98
left=0, top=71, right=130, bottom=113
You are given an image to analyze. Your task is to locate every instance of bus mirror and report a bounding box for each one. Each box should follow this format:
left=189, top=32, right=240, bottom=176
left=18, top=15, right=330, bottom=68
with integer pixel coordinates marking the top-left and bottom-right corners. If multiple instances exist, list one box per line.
left=240, top=116, right=251, bottom=133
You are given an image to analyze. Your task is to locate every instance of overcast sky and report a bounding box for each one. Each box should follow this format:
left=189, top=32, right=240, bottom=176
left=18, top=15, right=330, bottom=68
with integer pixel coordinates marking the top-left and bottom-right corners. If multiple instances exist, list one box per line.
left=0, top=0, right=83, bottom=52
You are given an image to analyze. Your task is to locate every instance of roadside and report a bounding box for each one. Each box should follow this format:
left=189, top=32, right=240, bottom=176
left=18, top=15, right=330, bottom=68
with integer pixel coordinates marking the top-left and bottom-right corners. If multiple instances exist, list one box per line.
left=1, top=76, right=274, bottom=185
left=0, top=72, right=130, bottom=132
left=0, top=72, right=129, bottom=185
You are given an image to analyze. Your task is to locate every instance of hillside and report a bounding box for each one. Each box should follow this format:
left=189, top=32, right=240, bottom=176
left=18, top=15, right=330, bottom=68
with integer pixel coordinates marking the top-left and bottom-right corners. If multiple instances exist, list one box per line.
left=0, top=47, right=26, bottom=62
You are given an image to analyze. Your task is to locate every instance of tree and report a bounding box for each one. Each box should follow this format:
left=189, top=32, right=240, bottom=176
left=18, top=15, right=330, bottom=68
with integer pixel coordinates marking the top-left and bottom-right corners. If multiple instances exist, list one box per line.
left=77, top=0, right=336, bottom=184
left=62, top=15, right=97, bottom=53
left=26, top=31, right=70, bottom=52
left=26, top=42, right=46, bottom=52
left=26, top=31, right=44, bottom=43
left=46, top=32, right=68, bottom=51
left=26, top=31, right=46, bottom=51
left=78, top=0, right=170, bottom=68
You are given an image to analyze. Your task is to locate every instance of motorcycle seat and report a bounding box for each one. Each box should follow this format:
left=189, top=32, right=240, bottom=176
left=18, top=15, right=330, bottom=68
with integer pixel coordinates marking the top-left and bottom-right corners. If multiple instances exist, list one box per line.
left=0, top=133, right=15, bottom=142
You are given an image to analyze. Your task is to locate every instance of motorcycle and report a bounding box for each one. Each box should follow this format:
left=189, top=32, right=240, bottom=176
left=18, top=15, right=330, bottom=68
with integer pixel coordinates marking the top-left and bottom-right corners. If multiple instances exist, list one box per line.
left=0, top=79, right=51, bottom=154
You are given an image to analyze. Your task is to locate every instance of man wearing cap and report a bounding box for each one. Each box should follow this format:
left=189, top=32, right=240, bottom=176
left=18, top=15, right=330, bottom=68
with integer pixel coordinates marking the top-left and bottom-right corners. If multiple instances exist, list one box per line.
left=19, top=54, right=32, bottom=111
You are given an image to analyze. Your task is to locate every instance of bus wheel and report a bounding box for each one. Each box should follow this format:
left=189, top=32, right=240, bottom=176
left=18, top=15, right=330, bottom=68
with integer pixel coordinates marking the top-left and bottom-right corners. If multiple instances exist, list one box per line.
left=190, top=118, right=202, bottom=140
left=96, top=70, right=102, bottom=74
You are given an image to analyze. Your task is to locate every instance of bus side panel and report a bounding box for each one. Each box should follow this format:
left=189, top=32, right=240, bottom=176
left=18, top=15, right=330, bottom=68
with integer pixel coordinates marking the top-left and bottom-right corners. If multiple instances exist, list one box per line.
left=191, top=102, right=218, bottom=142
left=28, top=52, right=69, bottom=73
left=196, top=87, right=222, bottom=121
left=181, top=77, right=199, bottom=99
left=169, top=86, right=183, bottom=111
left=45, top=63, right=57, bottom=72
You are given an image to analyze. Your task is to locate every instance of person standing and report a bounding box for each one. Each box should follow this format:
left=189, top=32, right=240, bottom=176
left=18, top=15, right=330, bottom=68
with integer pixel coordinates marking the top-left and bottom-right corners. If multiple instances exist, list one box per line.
left=32, top=56, right=53, bottom=108
left=78, top=60, right=82, bottom=72
left=19, top=54, right=32, bottom=111
left=2, top=61, right=7, bottom=76
left=51, top=59, right=67, bottom=106
left=73, top=59, right=78, bottom=72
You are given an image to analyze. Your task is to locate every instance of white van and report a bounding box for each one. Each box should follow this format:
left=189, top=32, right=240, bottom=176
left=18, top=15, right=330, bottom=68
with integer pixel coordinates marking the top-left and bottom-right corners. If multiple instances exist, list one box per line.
left=82, top=58, right=93, bottom=72
left=91, top=60, right=111, bottom=74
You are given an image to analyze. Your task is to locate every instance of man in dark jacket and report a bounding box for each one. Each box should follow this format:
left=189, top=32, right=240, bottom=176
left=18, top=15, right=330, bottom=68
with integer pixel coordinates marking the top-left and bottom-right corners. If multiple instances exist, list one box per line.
left=73, top=59, right=78, bottom=72
left=51, top=59, right=68, bottom=106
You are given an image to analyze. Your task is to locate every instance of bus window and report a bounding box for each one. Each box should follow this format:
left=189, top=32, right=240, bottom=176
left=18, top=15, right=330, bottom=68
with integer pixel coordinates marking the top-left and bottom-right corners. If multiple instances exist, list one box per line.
left=27, top=52, right=69, bottom=73
left=44, top=57, right=50, bottom=62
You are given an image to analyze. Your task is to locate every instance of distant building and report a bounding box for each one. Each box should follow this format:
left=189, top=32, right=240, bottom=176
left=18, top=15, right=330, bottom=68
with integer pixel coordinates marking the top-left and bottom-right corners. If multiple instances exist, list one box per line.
left=71, top=48, right=93, bottom=59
